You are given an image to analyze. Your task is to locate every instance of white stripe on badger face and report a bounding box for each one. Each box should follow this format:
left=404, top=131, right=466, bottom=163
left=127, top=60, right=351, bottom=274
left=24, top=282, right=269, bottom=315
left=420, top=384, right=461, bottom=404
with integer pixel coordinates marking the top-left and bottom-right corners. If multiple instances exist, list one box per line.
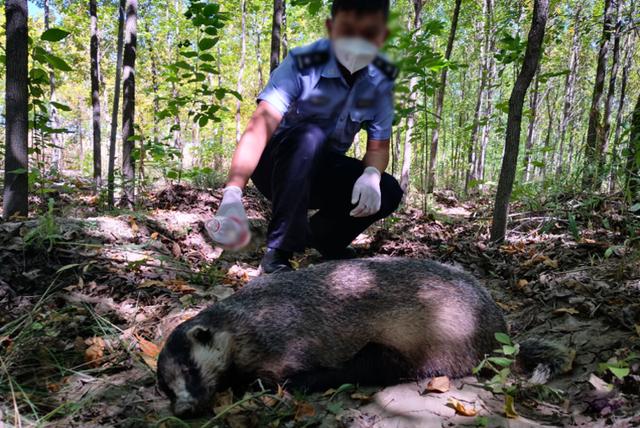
left=170, top=375, right=197, bottom=413
left=190, top=331, right=233, bottom=386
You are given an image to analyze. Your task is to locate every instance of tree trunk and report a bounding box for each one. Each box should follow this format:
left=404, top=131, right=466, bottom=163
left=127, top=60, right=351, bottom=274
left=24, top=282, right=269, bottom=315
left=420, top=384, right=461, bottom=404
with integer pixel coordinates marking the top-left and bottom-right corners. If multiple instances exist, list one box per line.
left=582, top=0, right=614, bottom=189
left=399, top=0, right=423, bottom=194
left=556, top=6, right=581, bottom=178
left=255, top=17, right=265, bottom=91
left=3, top=0, right=29, bottom=219
left=609, top=32, right=634, bottom=191
left=490, top=0, right=549, bottom=243
left=269, top=0, right=284, bottom=73
left=121, top=0, right=137, bottom=207
left=108, top=0, right=125, bottom=209
left=599, top=3, right=622, bottom=178
left=476, top=0, right=496, bottom=184
left=281, top=0, right=288, bottom=58
left=465, top=0, right=489, bottom=194
left=90, top=0, right=102, bottom=190
left=44, top=0, right=63, bottom=174
left=236, top=0, right=247, bottom=144
left=523, top=68, right=540, bottom=181
left=627, top=94, right=640, bottom=199
left=426, top=0, right=462, bottom=194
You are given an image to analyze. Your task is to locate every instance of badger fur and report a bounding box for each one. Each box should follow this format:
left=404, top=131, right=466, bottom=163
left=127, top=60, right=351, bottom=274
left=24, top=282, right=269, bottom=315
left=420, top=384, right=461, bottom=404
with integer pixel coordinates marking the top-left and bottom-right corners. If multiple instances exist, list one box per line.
left=157, top=257, right=565, bottom=417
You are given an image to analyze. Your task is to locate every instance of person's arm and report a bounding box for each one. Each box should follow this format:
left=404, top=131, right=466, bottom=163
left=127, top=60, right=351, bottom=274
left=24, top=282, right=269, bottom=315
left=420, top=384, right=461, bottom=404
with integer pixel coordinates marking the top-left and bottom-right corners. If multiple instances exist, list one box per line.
left=226, top=101, right=283, bottom=189
left=362, top=138, right=390, bottom=173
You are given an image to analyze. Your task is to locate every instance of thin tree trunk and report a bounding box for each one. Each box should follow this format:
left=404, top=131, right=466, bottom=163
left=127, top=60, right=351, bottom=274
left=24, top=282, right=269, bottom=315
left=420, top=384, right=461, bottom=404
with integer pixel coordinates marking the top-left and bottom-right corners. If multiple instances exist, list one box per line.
left=3, top=0, right=29, bottom=219
left=556, top=6, right=581, bottom=178
left=236, top=0, right=247, bottom=144
left=582, top=0, right=614, bottom=189
left=255, top=17, right=266, bottom=91
left=146, top=21, right=160, bottom=144
left=269, top=0, right=284, bottom=73
left=400, top=0, right=423, bottom=194
left=599, top=3, right=622, bottom=178
left=108, top=0, right=125, bottom=209
left=90, top=0, right=102, bottom=190
left=609, top=32, right=634, bottom=191
left=477, top=0, right=495, bottom=184
left=465, top=0, right=488, bottom=193
left=121, top=0, right=137, bottom=207
left=281, top=0, right=288, bottom=58
left=44, top=0, right=63, bottom=174
left=626, top=94, right=640, bottom=199
left=426, top=0, right=462, bottom=194
left=523, top=68, right=541, bottom=182
left=490, top=0, right=549, bottom=243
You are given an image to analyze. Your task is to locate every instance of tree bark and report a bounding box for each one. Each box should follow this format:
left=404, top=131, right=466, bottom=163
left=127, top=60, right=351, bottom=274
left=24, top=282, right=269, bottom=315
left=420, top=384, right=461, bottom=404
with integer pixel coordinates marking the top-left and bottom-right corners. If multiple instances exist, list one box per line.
left=582, top=0, right=614, bottom=189
left=556, top=6, right=581, bottom=178
left=426, top=0, right=462, bottom=194
left=490, top=0, right=549, bottom=243
left=281, top=0, right=288, bottom=58
left=523, top=68, right=541, bottom=182
left=269, top=0, right=284, bottom=73
left=255, top=17, right=266, bottom=91
left=399, top=0, right=423, bottom=194
left=627, top=94, right=640, bottom=199
left=90, top=0, right=102, bottom=190
left=599, top=2, right=622, bottom=177
left=44, top=0, right=63, bottom=174
left=108, top=0, right=125, bottom=209
left=236, top=0, right=247, bottom=144
left=121, top=0, right=137, bottom=207
left=3, top=0, right=29, bottom=219
left=465, top=0, right=489, bottom=194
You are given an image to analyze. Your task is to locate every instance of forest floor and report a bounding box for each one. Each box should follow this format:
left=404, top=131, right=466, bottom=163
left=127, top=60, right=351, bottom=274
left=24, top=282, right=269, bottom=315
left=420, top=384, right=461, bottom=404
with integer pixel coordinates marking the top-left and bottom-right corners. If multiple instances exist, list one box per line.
left=1, top=179, right=640, bottom=428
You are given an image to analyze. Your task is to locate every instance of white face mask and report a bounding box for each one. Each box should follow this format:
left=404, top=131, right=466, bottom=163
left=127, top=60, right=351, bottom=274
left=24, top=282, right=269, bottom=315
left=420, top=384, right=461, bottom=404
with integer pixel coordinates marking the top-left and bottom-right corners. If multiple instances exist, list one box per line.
left=333, top=37, right=379, bottom=74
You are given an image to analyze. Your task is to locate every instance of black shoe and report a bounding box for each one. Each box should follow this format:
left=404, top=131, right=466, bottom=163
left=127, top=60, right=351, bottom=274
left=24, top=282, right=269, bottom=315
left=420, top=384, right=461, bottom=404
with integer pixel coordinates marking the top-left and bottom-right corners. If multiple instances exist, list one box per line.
left=317, top=246, right=358, bottom=261
left=260, top=248, right=294, bottom=274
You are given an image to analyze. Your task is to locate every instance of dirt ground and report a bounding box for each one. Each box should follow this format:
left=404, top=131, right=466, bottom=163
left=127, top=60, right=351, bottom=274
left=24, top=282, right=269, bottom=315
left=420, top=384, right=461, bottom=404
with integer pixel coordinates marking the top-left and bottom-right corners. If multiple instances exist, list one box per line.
left=1, top=182, right=639, bottom=427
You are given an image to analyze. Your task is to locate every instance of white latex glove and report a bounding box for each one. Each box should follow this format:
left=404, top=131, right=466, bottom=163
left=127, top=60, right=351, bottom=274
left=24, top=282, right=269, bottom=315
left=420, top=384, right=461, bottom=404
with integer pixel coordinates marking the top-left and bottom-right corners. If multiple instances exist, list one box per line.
left=217, top=186, right=247, bottom=222
left=350, top=167, right=382, bottom=218
left=206, top=186, right=250, bottom=249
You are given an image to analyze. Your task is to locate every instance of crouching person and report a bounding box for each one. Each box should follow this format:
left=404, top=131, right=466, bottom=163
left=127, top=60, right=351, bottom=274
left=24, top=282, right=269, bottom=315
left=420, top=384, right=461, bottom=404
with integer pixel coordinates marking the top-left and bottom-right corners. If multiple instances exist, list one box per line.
left=207, top=0, right=403, bottom=274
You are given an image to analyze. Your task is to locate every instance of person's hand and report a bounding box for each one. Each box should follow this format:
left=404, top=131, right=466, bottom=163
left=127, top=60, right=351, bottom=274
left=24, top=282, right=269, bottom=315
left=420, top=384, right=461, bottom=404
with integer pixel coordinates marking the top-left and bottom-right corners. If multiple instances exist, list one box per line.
left=206, top=186, right=251, bottom=249
left=350, top=167, right=382, bottom=218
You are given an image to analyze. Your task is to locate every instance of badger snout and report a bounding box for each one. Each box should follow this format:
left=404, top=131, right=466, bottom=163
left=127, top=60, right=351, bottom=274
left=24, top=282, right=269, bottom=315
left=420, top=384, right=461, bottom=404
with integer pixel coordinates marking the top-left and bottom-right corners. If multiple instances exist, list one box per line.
left=173, top=397, right=208, bottom=419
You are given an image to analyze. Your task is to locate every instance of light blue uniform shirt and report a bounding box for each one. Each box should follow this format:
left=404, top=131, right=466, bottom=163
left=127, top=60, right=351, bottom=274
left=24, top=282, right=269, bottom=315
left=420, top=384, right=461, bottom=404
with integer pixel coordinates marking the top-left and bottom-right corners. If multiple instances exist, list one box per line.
left=258, top=39, right=397, bottom=154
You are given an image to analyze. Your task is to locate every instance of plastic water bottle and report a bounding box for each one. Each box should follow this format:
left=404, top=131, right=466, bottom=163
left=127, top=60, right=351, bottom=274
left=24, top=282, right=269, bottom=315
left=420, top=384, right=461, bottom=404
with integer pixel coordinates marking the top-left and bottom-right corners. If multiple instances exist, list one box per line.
left=205, top=216, right=251, bottom=250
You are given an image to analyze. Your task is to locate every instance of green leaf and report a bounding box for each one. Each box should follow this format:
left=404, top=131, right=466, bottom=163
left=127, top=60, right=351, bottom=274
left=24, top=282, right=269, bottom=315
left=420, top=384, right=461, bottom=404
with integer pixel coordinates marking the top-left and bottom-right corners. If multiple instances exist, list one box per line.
left=502, top=345, right=517, bottom=355
left=494, top=332, right=512, bottom=345
left=45, top=54, right=73, bottom=71
left=630, top=203, right=640, bottom=213
left=51, top=101, right=72, bottom=112
left=198, top=38, right=218, bottom=51
left=41, top=28, right=71, bottom=42
left=608, top=366, right=629, bottom=380
left=487, top=357, right=513, bottom=367
left=167, top=170, right=179, bottom=180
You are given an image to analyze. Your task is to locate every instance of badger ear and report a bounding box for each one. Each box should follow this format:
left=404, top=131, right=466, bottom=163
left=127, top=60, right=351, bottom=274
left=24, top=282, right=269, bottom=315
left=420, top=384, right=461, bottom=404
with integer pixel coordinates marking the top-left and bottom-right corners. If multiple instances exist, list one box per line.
left=187, top=325, right=213, bottom=346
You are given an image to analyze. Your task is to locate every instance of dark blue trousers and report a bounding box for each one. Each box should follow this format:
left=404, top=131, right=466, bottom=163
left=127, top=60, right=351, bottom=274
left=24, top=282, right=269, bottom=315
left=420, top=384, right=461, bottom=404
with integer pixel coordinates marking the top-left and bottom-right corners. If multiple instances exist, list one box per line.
left=251, top=123, right=404, bottom=253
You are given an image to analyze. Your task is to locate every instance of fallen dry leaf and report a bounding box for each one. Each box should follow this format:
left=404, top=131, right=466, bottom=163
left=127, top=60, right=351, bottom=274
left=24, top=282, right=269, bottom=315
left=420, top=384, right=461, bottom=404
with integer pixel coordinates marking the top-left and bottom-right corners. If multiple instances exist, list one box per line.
left=172, top=242, right=182, bottom=258
left=554, top=307, right=580, bottom=315
left=84, top=336, right=105, bottom=368
left=504, top=394, right=518, bottom=418
left=424, top=376, right=450, bottom=393
left=447, top=398, right=477, bottom=417
left=517, top=279, right=529, bottom=289
left=135, top=335, right=161, bottom=371
left=129, top=217, right=139, bottom=234
left=294, top=401, right=316, bottom=421
left=150, top=232, right=159, bottom=240
left=350, top=392, right=372, bottom=402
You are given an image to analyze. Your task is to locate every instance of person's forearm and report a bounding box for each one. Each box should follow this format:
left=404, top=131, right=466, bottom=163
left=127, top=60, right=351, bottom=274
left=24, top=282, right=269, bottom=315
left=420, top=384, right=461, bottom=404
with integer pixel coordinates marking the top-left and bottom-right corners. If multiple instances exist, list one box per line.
left=226, top=102, right=282, bottom=189
left=362, top=139, right=390, bottom=174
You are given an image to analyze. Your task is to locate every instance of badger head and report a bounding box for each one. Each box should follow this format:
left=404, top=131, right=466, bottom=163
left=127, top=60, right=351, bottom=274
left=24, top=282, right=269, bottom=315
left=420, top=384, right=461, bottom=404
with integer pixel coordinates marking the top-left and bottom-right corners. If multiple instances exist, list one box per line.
left=157, top=317, right=233, bottom=418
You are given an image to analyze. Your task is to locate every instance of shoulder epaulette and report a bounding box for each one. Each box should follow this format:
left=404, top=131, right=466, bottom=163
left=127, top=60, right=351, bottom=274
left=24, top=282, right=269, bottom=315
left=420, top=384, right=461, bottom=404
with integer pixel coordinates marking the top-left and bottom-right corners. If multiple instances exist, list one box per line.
left=293, top=49, right=330, bottom=70
left=373, top=56, right=399, bottom=80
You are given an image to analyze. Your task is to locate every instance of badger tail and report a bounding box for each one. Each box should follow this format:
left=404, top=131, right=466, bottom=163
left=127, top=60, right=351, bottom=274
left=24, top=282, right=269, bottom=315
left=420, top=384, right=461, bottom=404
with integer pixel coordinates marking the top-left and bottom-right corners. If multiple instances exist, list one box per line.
left=516, top=338, right=576, bottom=384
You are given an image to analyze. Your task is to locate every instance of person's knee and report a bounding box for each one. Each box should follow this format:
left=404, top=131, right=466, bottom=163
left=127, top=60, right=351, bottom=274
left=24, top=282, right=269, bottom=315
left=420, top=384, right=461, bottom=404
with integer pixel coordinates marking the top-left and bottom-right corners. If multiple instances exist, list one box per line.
left=379, top=175, right=403, bottom=217
left=288, top=123, right=327, bottom=156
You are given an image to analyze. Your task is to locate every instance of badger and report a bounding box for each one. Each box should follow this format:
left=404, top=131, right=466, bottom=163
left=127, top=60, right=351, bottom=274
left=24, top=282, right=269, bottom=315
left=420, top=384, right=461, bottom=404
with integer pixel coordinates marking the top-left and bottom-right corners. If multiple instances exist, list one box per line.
left=157, top=257, right=570, bottom=417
